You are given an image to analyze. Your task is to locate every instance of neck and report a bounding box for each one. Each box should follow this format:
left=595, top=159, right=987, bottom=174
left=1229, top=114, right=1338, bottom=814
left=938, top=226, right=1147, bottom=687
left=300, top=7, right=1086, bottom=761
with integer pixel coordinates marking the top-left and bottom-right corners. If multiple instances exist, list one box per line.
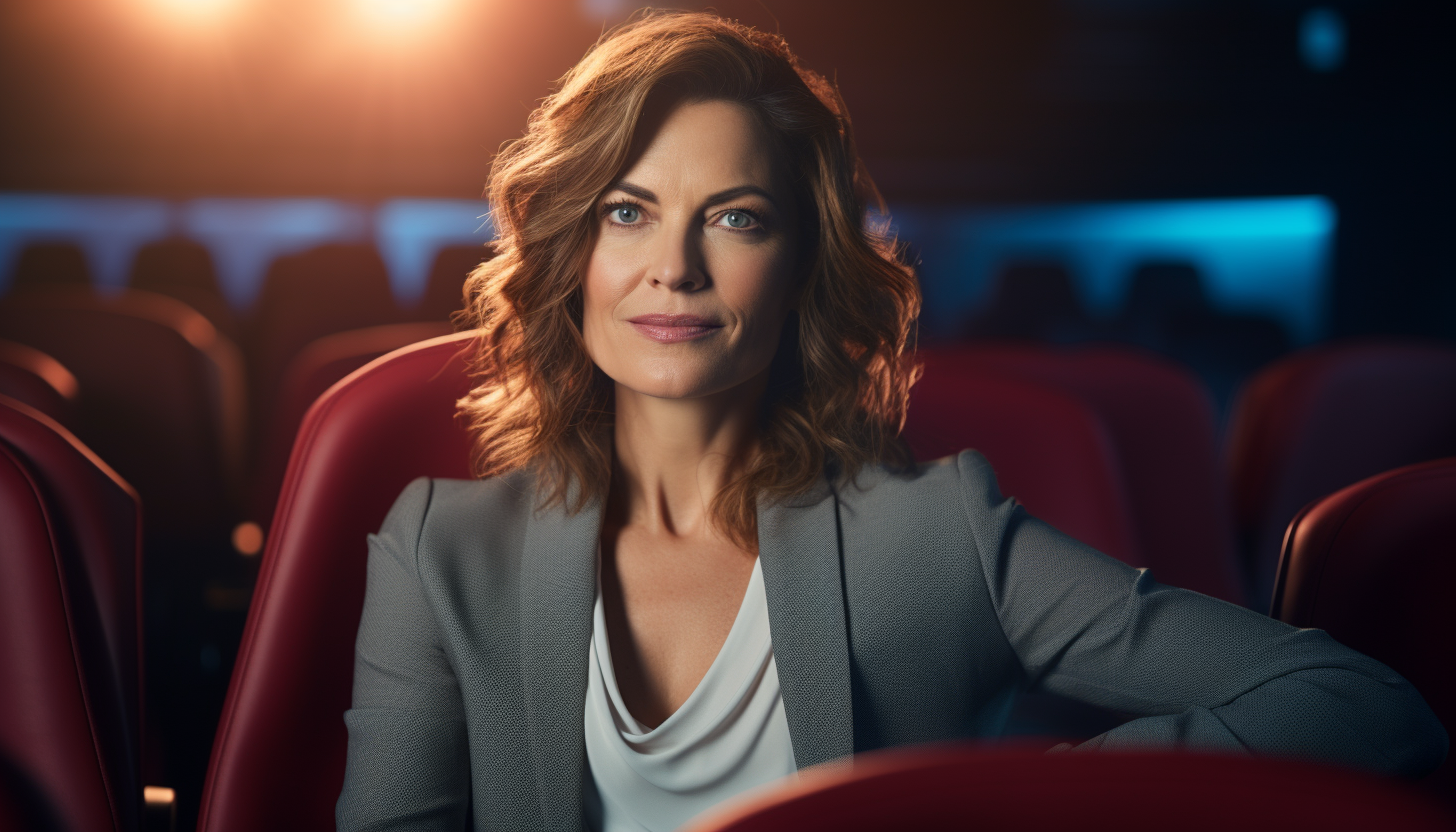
left=609, top=372, right=766, bottom=539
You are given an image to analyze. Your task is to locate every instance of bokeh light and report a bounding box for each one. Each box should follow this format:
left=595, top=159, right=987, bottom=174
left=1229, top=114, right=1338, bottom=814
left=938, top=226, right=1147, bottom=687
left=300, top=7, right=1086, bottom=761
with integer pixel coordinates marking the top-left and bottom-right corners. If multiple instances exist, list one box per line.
left=355, top=0, right=454, bottom=29
left=145, top=0, right=242, bottom=24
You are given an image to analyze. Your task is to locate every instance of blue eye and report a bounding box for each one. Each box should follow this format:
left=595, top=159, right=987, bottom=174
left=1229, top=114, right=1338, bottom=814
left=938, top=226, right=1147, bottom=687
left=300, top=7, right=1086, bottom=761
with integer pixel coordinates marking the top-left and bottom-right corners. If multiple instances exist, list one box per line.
left=721, top=210, right=754, bottom=229
left=611, top=205, right=640, bottom=224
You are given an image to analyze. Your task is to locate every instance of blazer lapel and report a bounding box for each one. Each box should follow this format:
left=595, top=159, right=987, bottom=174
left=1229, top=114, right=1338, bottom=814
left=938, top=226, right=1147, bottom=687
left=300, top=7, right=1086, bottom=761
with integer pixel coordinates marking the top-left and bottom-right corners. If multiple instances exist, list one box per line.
left=758, top=478, right=855, bottom=769
left=519, top=488, right=601, bottom=829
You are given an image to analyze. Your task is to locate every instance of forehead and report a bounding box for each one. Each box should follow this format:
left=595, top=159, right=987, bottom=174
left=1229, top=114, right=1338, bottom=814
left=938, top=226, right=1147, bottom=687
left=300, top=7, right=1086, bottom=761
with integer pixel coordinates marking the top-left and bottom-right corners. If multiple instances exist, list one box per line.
left=617, top=98, right=785, bottom=196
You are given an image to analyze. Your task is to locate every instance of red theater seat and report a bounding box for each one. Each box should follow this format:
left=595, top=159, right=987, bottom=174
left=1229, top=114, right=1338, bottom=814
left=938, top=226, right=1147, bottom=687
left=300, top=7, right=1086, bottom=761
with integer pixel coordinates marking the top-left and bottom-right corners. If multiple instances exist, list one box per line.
left=680, top=743, right=1455, bottom=832
left=1272, top=457, right=1456, bottom=810
left=920, top=345, right=1242, bottom=604
left=248, top=321, right=454, bottom=528
left=128, top=238, right=240, bottom=340
left=0, top=288, right=247, bottom=537
left=199, top=331, right=476, bottom=832
left=243, top=243, right=402, bottom=453
left=907, top=352, right=1138, bottom=565
left=1228, top=341, right=1456, bottom=608
left=0, top=396, right=143, bottom=832
left=414, top=243, right=493, bottom=322
left=0, top=339, right=78, bottom=429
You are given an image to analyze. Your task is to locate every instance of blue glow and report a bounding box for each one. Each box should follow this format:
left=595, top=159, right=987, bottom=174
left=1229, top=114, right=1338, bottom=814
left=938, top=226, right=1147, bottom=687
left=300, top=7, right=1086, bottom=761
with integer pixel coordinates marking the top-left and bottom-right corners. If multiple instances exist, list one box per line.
left=1300, top=8, right=1346, bottom=72
left=375, top=199, right=493, bottom=304
left=892, top=196, right=1336, bottom=343
left=0, top=194, right=172, bottom=292
left=182, top=198, right=370, bottom=308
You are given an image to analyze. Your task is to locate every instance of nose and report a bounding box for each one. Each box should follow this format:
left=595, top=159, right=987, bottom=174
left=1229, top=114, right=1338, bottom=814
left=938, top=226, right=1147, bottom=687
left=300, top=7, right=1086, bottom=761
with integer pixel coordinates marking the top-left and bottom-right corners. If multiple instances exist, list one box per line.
left=646, top=224, right=707, bottom=292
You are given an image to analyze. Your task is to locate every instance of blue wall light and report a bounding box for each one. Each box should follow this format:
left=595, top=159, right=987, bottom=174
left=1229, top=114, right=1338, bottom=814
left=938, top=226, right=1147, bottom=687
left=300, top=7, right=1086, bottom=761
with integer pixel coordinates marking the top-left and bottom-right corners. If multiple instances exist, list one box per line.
left=1300, top=7, right=1347, bottom=73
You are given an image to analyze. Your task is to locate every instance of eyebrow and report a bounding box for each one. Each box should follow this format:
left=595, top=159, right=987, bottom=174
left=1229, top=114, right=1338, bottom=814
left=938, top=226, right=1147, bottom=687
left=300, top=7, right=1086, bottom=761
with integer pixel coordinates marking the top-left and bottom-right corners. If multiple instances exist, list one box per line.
left=605, top=181, right=780, bottom=209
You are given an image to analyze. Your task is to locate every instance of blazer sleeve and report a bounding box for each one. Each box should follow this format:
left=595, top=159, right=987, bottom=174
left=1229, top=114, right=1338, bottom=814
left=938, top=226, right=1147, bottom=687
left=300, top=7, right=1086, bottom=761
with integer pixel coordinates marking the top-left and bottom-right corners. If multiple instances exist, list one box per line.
left=337, top=477, right=471, bottom=831
left=953, top=450, right=1448, bottom=779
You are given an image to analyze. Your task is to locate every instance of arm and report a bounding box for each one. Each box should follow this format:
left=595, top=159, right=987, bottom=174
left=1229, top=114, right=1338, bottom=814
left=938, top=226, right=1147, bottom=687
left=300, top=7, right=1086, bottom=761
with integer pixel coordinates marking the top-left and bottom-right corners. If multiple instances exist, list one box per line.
left=953, top=450, right=1448, bottom=778
left=337, top=477, right=471, bottom=831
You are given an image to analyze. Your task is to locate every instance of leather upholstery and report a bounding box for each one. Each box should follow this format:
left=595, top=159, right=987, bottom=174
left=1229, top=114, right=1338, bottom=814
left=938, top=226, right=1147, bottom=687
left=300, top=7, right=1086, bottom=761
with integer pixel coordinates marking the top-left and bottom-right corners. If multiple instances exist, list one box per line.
left=0, top=396, right=142, bottom=832
left=0, top=288, right=246, bottom=536
left=1272, top=457, right=1456, bottom=810
left=680, top=743, right=1456, bottom=832
left=918, top=345, right=1242, bottom=603
left=907, top=352, right=1138, bottom=566
left=1227, top=341, right=1456, bottom=607
left=0, top=339, right=78, bottom=429
left=199, top=332, right=476, bottom=832
left=249, top=321, right=454, bottom=528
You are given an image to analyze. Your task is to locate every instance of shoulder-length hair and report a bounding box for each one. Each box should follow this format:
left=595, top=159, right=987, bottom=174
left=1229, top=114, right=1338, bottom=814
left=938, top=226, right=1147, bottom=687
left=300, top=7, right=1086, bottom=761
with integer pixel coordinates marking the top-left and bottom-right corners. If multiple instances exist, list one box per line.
left=458, top=9, right=920, bottom=548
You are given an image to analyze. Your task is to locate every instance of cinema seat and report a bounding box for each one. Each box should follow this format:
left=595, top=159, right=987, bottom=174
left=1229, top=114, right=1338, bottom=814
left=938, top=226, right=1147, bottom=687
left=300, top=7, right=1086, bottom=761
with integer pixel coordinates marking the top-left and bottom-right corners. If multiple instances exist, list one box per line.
left=5, top=241, right=92, bottom=293
left=1272, top=457, right=1456, bottom=810
left=907, top=353, right=1138, bottom=565
left=128, top=239, right=239, bottom=340
left=0, top=339, right=78, bottom=429
left=0, top=288, right=247, bottom=539
left=414, top=243, right=494, bottom=323
left=920, top=345, right=1242, bottom=604
left=679, top=743, right=1455, bottom=832
left=1227, top=341, right=1456, bottom=607
left=242, top=243, right=402, bottom=450
left=198, top=331, right=476, bottom=832
left=247, top=321, right=454, bottom=528
left=0, top=396, right=145, bottom=832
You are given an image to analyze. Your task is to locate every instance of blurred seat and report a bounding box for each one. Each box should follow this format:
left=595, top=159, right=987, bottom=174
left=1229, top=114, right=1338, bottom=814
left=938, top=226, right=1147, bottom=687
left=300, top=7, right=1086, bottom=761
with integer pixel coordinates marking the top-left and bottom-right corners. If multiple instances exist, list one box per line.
left=242, top=243, right=401, bottom=454
left=907, top=353, right=1137, bottom=563
left=1227, top=341, right=1456, bottom=607
left=5, top=241, right=93, bottom=294
left=0, top=339, right=78, bottom=428
left=0, top=396, right=144, bottom=832
left=963, top=260, right=1098, bottom=343
left=413, top=243, right=493, bottom=323
left=921, top=344, right=1243, bottom=604
left=1115, top=261, right=1209, bottom=349
left=679, top=743, right=1455, bottom=832
left=1114, top=260, right=1290, bottom=415
left=1272, top=457, right=1456, bottom=810
left=0, top=288, right=247, bottom=539
left=248, top=321, right=454, bottom=529
left=199, top=331, right=475, bottom=832
left=128, top=239, right=239, bottom=340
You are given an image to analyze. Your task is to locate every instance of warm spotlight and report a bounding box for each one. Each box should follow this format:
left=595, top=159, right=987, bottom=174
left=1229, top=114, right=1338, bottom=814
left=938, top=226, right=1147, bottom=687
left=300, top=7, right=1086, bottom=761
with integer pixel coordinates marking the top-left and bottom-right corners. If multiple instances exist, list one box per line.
left=356, top=0, right=453, bottom=28
left=148, top=0, right=239, bottom=21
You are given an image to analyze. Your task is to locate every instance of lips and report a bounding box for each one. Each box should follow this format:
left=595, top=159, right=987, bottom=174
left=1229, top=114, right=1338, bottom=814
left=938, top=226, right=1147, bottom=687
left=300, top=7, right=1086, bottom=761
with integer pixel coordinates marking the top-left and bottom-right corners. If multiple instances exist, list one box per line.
left=626, top=313, right=723, bottom=343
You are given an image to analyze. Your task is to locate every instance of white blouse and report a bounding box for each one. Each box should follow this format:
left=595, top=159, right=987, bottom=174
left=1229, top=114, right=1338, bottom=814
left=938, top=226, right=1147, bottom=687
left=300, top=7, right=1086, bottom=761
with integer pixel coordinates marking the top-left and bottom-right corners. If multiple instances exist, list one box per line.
left=584, top=557, right=799, bottom=832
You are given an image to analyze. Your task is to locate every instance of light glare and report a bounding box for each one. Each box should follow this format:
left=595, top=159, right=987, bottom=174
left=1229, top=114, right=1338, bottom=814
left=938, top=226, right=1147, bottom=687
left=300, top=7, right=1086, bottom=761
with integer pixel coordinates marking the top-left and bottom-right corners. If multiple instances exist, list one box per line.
left=357, top=0, right=452, bottom=27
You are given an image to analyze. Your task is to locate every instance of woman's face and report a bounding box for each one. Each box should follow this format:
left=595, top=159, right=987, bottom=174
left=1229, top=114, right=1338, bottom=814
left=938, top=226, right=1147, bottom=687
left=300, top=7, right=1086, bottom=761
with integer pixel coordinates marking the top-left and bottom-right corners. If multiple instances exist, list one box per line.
left=582, top=98, right=799, bottom=402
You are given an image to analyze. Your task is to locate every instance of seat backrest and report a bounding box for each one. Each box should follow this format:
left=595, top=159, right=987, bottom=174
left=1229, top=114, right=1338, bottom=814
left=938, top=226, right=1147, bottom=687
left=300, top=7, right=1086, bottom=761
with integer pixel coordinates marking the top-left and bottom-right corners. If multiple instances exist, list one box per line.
left=680, top=743, right=1455, bottom=832
left=0, top=396, right=142, bottom=832
left=414, top=243, right=493, bottom=322
left=127, top=238, right=239, bottom=339
left=0, top=288, right=247, bottom=536
left=199, top=332, right=476, bottom=832
left=1227, top=341, right=1456, bottom=607
left=243, top=243, right=401, bottom=436
left=906, top=352, right=1138, bottom=565
left=1272, top=457, right=1456, bottom=809
left=0, top=339, right=78, bottom=428
left=922, top=345, right=1242, bottom=603
left=248, top=321, right=454, bottom=528
left=6, top=241, right=92, bottom=293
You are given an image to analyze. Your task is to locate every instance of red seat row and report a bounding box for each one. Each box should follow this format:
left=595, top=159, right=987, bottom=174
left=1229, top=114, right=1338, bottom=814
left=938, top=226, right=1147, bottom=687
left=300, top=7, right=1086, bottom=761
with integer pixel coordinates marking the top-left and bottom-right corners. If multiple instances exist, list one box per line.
left=3, top=329, right=1453, bottom=829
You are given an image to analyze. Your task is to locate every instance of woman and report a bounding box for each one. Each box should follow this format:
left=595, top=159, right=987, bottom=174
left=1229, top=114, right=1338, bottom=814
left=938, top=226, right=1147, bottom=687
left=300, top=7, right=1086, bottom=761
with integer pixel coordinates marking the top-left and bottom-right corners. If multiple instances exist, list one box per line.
left=337, top=11, right=1445, bottom=831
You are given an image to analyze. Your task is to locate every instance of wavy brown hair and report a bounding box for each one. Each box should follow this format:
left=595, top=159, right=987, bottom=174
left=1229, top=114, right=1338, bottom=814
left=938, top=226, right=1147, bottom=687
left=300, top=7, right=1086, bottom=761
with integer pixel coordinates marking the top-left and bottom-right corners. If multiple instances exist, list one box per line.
left=457, top=9, right=921, bottom=548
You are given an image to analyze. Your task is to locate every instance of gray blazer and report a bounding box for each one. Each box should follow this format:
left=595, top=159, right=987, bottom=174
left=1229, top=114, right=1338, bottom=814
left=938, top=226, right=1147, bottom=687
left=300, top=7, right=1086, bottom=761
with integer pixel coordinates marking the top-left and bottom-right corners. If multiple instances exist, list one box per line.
left=337, top=451, right=1446, bottom=831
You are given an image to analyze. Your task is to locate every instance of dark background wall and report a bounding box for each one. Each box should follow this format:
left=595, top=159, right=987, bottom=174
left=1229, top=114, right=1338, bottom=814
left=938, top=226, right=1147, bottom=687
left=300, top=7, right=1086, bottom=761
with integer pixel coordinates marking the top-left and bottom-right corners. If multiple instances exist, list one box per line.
left=2, top=0, right=1451, bottom=339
